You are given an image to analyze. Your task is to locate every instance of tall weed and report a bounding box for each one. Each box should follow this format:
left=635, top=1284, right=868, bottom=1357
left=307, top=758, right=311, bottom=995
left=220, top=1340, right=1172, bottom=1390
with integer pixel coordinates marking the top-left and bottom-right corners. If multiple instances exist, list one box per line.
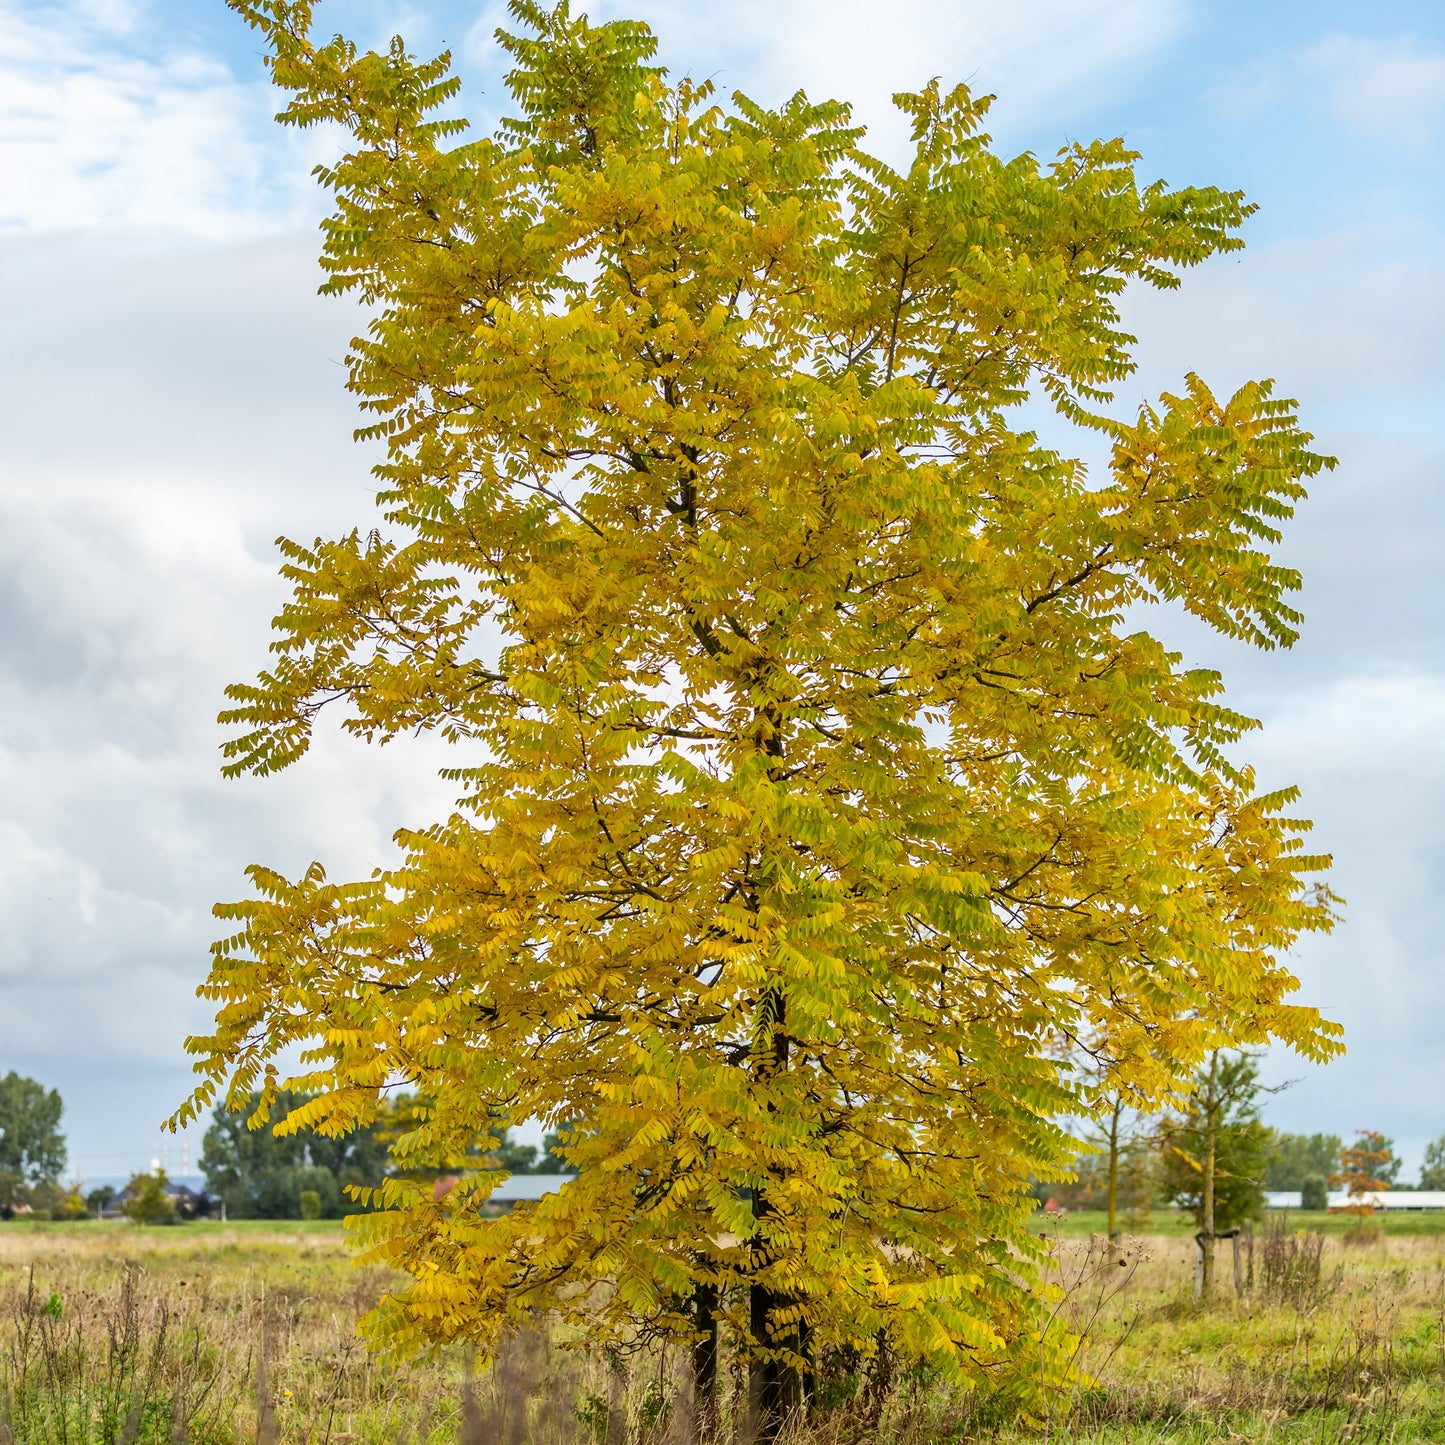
left=1259, top=1213, right=1339, bottom=1309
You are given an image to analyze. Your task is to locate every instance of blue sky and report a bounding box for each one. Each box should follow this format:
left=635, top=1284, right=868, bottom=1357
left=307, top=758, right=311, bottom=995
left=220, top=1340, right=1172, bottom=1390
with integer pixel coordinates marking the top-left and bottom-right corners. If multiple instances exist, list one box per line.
left=1, top=0, right=1442, bottom=1184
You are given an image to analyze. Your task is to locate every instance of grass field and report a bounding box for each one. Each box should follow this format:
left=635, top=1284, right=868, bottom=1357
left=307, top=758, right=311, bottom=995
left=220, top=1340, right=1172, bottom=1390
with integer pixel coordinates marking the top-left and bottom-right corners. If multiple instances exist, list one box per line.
left=2, top=1212, right=1442, bottom=1442
left=1034, top=1207, right=1445, bottom=1240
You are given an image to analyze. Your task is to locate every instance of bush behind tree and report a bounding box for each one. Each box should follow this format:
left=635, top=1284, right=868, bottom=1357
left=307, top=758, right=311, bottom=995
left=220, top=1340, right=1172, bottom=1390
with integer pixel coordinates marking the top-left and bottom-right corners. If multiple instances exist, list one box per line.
left=1157, top=1051, right=1271, bottom=1234
left=123, top=1172, right=177, bottom=1226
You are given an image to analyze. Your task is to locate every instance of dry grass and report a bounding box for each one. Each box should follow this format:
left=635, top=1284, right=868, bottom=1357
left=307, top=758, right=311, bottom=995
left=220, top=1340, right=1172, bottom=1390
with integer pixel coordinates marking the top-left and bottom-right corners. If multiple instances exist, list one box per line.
left=2, top=1219, right=1444, bottom=1442
left=1025, top=1223, right=1445, bottom=1442
left=0, top=1223, right=452, bottom=1443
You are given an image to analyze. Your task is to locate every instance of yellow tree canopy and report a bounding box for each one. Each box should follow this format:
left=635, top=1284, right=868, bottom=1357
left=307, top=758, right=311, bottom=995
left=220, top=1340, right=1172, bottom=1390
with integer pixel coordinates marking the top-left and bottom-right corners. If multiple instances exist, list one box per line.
left=178, top=0, right=1341, bottom=1421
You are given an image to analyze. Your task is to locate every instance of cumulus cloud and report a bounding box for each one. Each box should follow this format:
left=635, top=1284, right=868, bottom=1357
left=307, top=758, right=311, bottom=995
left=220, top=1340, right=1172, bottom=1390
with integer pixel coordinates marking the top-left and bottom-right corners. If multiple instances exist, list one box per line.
left=1, top=0, right=1443, bottom=1182
left=1125, top=226, right=1445, bottom=416
left=1104, top=209, right=1445, bottom=1170
left=1253, top=675, right=1445, bottom=1157
left=1211, top=31, right=1445, bottom=159
left=0, top=0, right=326, bottom=235
left=1304, top=35, right=1445, bottom=147
left=1103, top=220, right=1445, bottom=707
left=462, top=0, right=1187, bottom=158
left=0, top=232, right=455, bottom=1171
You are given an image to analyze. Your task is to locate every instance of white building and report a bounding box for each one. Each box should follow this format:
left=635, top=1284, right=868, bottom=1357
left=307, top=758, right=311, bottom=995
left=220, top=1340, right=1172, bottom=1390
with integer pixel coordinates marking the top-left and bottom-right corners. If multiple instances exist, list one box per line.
left=1265, top=1190, right=1445, bottom=1211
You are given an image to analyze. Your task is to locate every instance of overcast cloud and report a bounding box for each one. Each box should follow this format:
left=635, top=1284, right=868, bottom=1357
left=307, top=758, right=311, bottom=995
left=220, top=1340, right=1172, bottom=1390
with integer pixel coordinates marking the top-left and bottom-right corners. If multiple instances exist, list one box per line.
left=1, top=0, right=1442, bottom=1181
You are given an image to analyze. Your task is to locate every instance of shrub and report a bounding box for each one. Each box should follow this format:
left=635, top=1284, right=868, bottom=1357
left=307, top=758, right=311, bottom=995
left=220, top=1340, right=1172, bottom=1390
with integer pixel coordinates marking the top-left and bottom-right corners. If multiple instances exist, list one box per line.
left=123, top=1172, right=178, bottom=1226
left=31, top=1181, right=90, bottom=1221
left=299, top=1190, right=322, bottom=1221
left=1259, top=1214, right=1336, bottom=1307
left=1301, top=1174, right=1328, bottom=1210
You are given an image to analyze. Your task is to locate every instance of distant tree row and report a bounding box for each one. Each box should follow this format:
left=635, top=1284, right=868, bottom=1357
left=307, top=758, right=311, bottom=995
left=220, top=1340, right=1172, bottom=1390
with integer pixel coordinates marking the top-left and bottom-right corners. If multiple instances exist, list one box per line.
left=199, top=1091, right=576, bottom=1220
left=1263, top=1130, right=1445, bottom=1195
left=6, top=1061, right=1442, bottom=1238
left=4, top=1070, right=576, bottom=1225
left=1050, top=1051, right=1436, bottom=1256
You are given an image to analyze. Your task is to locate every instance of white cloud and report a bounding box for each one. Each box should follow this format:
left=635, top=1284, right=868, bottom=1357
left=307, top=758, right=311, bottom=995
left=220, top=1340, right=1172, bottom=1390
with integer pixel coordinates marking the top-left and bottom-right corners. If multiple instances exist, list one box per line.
left=0, top=0, right=324, bottom=235
left=0, top=0, right=1189, bottom=240
left=1123, top=224, right=1445, bottom=419
left=2, top=0, right=1443, bottom=1181
left=0, top=820, right=189, bottom=984
left=0, top=232, right=454, bottom=1160
left=1252, top=675, right=1445, bottom=1147
left=1110, top=221, right=1445, bottom=696
left=0, top=463, right=460, bottom=1080
left=1304, top=35, right=1445, bottom=147
left=463, top=0, right=1187, bottom=158
left=1211, top=33, right=1445, bottom=150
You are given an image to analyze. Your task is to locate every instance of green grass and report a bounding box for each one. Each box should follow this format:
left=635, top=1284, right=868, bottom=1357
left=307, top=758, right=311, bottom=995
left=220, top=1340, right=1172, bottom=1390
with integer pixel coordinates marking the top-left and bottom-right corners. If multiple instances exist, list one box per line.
left=1, top=1216, right=347, bottom=1234
left=1032, top=1206, right=1445, bottom=1238
left=3, top=1216, right=1444, bottom=1441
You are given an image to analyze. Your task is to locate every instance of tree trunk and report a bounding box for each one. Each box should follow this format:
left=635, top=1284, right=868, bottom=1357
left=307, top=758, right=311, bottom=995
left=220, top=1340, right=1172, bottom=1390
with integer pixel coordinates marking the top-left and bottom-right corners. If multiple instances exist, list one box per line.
left=1200, top=1051, right=1218, bottom=1298
left=692, top=1282, right=719, bottom=1442
left=746, top=1282, right=803, bottom=1445
left=1106, top=1097, right=1122, bottom=1241
left=743, top=983, right=804, bottom=1445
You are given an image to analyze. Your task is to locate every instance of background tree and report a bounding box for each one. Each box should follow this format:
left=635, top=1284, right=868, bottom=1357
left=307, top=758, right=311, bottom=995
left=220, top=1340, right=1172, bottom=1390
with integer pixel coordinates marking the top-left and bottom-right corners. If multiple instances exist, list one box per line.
left=201, top=1089, right=554, bottom=1218
left=1068, top=1031, right=1161, bottom=1239
left=1100, top=1097, right=1128, bottom=1240
left=123, top=1171, right=178, bottom=1226
left=0, top=1170, right=29, bottom=1221
left=1333, top=1130, right=1397, bottom=1213
left=1157, top=1051, right=1271, bottom=1293
left=1369, top=1133, right=1403, bottom=1188
left=29, top=1181, right=89, bottom=1221
left=1066, top=1083, right=1157, bottom=1237
left=85, top=1185, right=117, bottom=1216
left=1300, top=1175, right=1328, bottom=1210
left=1050, top=1126, right=1156, bottom=1226
left=1420, top=1135, right=1445, bottom=1191
left=200, top=1088, right=391, bottom=1218
left=178, top=2, right=1342, bottom=1435
left=1264, top=1131, right=1341, bottom=1191
left=370, top=1094, right=556, bottom=1179
left=487, top=1130, right=542, bottom=1174
left=541, top=1122, right=580, bottom=1176
left=0, top=1072, right=66, bottom=1185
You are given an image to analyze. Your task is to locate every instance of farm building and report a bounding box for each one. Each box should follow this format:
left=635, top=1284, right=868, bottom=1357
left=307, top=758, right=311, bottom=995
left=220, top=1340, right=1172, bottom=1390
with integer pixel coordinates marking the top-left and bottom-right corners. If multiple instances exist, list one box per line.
left=1265, top=1190, right=1445, bottom=1211
left=431, top=1172, right=574, bottom=1215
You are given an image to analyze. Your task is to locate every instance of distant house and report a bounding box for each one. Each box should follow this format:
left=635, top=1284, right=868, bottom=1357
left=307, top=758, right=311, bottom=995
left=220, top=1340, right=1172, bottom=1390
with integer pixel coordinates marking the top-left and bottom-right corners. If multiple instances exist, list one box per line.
left=106, top=1177, right=221, bottom=1221
left=432, top=1173, right=574, bottom=1215
left=1265, top=1190, right=1445, bottom=1212
left=166, top=1182, right=220, bottom=1220
left=492, top=1174, right=573, bottom=1203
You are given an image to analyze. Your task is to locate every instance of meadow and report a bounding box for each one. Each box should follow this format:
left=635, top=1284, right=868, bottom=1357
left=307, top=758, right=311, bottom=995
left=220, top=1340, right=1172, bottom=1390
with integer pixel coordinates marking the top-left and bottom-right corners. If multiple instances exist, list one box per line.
left=2, top=1212, right=1443, bottom=1443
